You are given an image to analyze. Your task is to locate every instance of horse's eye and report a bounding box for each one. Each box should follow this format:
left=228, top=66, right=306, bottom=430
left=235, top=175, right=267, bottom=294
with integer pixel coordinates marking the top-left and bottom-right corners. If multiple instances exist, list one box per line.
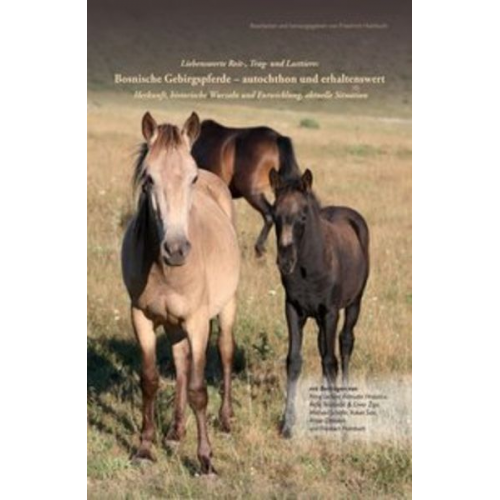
left=192, top=174, right=199, bottom=185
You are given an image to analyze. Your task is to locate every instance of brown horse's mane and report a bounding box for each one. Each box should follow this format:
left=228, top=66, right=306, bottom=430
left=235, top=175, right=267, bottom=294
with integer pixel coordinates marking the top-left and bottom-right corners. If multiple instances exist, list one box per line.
left=132, top=124, right=184, bottom=195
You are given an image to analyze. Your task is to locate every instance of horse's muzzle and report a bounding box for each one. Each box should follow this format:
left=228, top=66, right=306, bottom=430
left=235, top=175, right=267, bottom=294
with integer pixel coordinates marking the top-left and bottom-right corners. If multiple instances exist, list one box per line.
left=163, top=239, right=191, bottom=266
left=277, top=245, right=297, bottom=275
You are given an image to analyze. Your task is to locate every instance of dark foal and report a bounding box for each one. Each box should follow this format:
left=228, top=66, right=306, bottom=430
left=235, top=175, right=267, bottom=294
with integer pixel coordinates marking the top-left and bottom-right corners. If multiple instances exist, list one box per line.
left=269, top=168, right=369, bottom=438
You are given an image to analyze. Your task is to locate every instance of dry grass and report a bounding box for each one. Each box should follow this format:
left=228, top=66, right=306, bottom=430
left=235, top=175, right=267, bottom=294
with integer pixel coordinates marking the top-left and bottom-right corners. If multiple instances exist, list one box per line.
left=87, top=92, right=411, bottom=498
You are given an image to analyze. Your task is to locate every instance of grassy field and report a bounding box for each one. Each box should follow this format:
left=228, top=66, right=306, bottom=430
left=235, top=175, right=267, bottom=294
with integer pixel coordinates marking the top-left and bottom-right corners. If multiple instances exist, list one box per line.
left=87, top=92, right=412, bottom=499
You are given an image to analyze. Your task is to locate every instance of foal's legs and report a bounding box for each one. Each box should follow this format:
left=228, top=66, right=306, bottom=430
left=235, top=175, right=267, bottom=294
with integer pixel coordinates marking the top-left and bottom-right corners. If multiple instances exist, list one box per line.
left=185, top=313, right=214, bottom=474
left=245, top=193, right=274, bottom=257
left=165, top=325, right=190, bottom=442
left=282, top=301, right=306, bottom=438
left=317, top=308, right=340, bottom=388
left=217, top=295, right=237, bottom=432
left=339, top=298, right=362, bottom=386
left=131, top=307, right=158, bottom=461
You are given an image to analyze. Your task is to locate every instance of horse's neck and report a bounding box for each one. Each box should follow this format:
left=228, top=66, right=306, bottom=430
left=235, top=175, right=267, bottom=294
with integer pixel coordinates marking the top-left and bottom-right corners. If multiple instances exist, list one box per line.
left=298, top=205, right=325, bottom=269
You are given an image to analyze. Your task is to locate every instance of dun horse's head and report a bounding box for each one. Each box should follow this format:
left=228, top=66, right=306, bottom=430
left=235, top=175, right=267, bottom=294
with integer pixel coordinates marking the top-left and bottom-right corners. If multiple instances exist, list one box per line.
left=137, top=111, right=201, bottom=266
left=269, top=168, right=314, bottom=275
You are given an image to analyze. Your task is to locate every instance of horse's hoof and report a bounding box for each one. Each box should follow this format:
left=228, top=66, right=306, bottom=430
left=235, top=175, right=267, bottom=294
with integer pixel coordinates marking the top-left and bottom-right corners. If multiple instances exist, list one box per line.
left=132, top=449, right=157, bottom=466
left=219, top=419, right=232, bottom=434
left=218, top=412, right=233, bottom=433
left=280, top=425, right=293, bottom=439
left=199, top=456, right=218, bottom=476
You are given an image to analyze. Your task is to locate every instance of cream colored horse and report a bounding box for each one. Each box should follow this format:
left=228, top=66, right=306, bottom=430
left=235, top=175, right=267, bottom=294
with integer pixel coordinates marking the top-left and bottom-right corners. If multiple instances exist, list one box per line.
left=121, top=112, right=240, bottom=474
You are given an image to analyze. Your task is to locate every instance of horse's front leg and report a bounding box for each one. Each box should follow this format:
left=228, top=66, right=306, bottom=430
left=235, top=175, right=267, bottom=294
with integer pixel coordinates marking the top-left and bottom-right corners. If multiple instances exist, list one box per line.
left=131, top=307, right=158, bottom=461
left=165, top=325, right=190, bottom=444
left=185, top=312, right=215, bottom=474
left=217, top=295, right=237, bottom=432
left=281, top=301, right=306, bottom=438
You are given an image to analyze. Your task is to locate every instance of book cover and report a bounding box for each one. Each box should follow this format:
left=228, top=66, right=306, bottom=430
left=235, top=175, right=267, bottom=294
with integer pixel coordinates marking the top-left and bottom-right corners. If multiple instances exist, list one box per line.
left=88, top=0, right=412, bottom=497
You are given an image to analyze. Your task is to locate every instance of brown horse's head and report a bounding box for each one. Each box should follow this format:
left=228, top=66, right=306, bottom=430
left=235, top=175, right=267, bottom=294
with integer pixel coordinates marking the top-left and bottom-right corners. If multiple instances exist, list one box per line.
left=269, top=168, right=315, bottom=275
left=135, top=111, right=201, bottom=266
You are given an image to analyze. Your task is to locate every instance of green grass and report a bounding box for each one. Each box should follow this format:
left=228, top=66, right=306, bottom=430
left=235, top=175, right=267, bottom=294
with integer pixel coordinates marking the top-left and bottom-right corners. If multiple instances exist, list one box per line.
left=345, top=144, right=385, bottom=157
left=299, top=118, right=320, bottom=129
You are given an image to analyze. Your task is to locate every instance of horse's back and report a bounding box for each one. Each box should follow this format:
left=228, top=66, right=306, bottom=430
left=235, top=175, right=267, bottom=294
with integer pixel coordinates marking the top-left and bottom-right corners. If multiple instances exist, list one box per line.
left=321, top=206, right=369, bottom=260
left=193, top=119, right=282, bottom=198
left=199, top=119, right=275, bottom=138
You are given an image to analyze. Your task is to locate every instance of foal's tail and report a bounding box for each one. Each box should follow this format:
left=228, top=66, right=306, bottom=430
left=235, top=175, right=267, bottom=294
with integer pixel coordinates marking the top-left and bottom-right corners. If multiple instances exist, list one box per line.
left=276, top=136, right=301, bottom=180
left=350, top=213, right=370, bottom=265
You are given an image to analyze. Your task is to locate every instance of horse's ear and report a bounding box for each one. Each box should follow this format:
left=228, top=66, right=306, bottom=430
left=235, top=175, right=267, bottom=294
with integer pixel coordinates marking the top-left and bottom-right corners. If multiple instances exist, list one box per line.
left=301, top=169, right=313, bottom=191
left=269, top=168, right=281, bottom=192
left=142, top=112, right=157, bottom=142
left=182, top=112, right=201, bottom=147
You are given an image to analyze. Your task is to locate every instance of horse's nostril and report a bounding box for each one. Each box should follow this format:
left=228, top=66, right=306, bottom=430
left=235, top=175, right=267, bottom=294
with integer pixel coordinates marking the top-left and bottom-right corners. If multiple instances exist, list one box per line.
left=164, top=240, right=191, bottom=260
left=183, top=241, right=192, bottom=256
left=179, top=241, right=191, bottom=258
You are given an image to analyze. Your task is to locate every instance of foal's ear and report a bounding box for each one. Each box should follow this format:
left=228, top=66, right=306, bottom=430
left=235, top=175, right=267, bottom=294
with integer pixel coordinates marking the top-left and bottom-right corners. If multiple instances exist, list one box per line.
left=142, top=112, right=157, bottom=142
left=182, top=112, right=201, bottom=147
left=269, top=168, right=281, bottom=192
left=301, top=169, right=313, bottom=191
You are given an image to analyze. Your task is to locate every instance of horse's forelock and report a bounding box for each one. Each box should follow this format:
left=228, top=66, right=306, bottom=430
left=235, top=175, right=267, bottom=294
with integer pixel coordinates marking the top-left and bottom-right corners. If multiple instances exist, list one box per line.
left=132, top=124, right=185, bottom=196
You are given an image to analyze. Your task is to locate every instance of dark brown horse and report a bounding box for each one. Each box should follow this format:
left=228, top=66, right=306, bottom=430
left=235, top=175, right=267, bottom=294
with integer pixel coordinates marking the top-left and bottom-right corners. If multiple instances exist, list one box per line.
left=192, top=119, right=301, bottom=256
left=269, top=167, right=370, bottom=438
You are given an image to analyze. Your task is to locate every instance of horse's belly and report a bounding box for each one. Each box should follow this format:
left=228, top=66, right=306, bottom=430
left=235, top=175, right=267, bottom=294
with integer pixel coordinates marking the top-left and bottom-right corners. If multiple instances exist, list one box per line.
left=206, top=248, right=240, bottom=317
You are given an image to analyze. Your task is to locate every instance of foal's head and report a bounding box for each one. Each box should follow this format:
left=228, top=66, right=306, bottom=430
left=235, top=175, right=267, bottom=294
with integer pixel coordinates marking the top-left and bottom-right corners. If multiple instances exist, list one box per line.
left=269, top=168, right=318, bottom=275
left=134, top=112, right=201, bottom=266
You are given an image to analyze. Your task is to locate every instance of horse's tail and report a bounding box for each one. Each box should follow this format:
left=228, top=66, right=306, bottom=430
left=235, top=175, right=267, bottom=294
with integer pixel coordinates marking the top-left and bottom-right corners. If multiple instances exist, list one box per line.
left=349, top=213, right=370, bottom=266
left=276, top=135, right=301, bottom=180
